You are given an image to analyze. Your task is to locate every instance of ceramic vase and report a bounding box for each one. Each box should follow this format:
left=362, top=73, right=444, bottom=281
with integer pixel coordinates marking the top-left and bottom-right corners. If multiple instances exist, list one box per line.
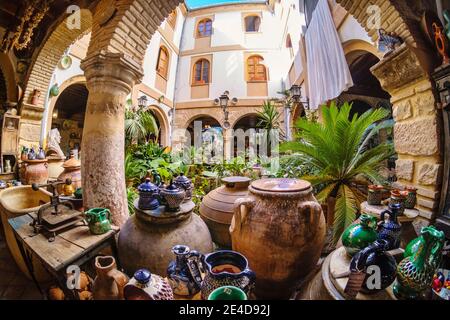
left=92, top=256, right=129, bottom=300
left=367, top=185, right=384, bottom=205
left=167, top=245, right=202, bottom=296
left=160, top=181, right=186, bottom=211
left=85, top=208, right=112, bottom=235
left=124, top=269, right=173, bottom=300
left=174, top=173, right=194, bottom=201
left=342, top=214, right=378, bottom=257
left=394, top=226, right=445, bottom=300
left=137, top=178, right=160, bottom=210
left=350, top=239, right=397, bottom=293
left=377, top=203, right=402, bottom=250
left=389, top=189, right=407, bottom=215
left=404, top=186, right=417, bottom=209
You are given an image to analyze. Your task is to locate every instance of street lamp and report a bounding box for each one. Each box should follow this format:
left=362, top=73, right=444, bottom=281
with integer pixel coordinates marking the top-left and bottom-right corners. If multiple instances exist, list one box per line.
left=138, top=95, right=148, bottom=109
left=215, top=91, right=237, bottom=129
left=290, top=84, right=309, bottom=109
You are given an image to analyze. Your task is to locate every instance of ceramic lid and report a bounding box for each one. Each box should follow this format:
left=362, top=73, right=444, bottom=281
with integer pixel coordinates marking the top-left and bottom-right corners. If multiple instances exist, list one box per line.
left=134, top=269, right=151, bottom=284
left=138, top=178, right=159, bottom=193
left=251, top=178, right=311, bottom=192
left=63, top=155, right=81, bottom=168
left=174, top=173, right=191, bottom=184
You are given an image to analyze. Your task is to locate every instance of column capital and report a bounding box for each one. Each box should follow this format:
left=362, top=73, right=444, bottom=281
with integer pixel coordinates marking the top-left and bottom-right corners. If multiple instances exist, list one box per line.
left=81, top=52, right=144, bottom=93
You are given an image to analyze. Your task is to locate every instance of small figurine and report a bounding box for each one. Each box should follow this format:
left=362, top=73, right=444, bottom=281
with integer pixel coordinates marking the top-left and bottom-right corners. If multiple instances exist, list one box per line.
left=377, top=28, right=403, bottom=56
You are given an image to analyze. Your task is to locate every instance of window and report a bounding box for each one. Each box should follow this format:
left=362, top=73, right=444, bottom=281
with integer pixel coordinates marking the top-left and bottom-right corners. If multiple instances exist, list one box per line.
left=193, top=59, right=210, bottom=84
left=156, top=46, right=169, bottom=78
left=167, top=10, right=177, bottom=29
left=244, top=15, right=261, bottom=32
left=247, top=55, right=266, bottom=81
left=197, top=19, right=212, bottom=37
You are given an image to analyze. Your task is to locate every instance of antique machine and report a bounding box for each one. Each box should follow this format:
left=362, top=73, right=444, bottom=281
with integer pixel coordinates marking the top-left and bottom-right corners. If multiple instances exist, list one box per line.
left=31, top=179, right=85, bottom=241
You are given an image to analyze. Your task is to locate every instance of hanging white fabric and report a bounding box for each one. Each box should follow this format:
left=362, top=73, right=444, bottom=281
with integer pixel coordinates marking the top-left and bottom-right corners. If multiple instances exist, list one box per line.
left=305, top=0, right=353, bottom=110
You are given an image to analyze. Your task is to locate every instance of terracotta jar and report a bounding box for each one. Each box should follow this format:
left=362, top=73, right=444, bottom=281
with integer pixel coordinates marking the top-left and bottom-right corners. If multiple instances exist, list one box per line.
left=31, top=89, right=41, bottom=105
left=230, top=178, right=326, bottom=299
left=200, top=176, right=250, bottom=248
left=389, top=189, right=408, bottom=215
left=92, top=256, right=129, bottom=300
left=57, top=155, right=81, bottom=194
left=21, top=159, right=48, bottom=185
left=367, top=185, right=384, bottom=205
left=118, top=200, right=213, bottom=277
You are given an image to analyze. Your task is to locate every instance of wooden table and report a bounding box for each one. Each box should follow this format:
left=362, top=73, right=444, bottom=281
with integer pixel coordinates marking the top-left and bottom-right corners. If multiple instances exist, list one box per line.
left=361, top=201, right=419, bottom=248
left=8, top=213, right=119, bottom=300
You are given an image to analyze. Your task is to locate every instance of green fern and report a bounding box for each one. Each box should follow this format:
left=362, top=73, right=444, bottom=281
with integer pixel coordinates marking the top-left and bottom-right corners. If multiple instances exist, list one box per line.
left=280, top=101, right=394, bottom=243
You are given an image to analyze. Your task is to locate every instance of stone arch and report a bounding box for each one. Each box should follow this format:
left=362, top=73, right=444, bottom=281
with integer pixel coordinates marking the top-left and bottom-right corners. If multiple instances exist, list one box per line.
left=183, top=112, right=222, bottom=130
left=44, top=75, right=87, bottom=141
left=147, top=104, right=170, bottom=147
left=0, top=53, right=18, bottom=102
left=342, top=39, right=382, bottom=60
left=231, top=112, right=260, bottom=130
left=22, top=9, right=93, bottom=108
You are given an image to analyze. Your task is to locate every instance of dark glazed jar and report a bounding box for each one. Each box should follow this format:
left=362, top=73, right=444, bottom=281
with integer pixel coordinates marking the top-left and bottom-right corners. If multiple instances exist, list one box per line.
left=137, top=178, right=160, bottom=210
left=377, top=203, right=402, bottom=250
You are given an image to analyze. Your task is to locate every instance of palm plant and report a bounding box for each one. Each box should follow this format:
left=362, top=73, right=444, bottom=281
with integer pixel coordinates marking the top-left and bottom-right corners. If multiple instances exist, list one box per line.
left=280, top=102, right=394, bottom=243
left=125, top=108, right=159, bottom=145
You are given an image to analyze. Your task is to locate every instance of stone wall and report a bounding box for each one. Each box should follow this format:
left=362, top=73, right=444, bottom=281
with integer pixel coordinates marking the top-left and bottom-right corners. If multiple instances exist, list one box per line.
left=372, top=44, right=441, bottom=228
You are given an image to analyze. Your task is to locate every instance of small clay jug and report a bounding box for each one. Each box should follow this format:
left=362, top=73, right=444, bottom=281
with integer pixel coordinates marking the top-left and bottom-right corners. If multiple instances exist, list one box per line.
left=92, top=256, right=129, bottom=300
left=37, top=147, right=46, bottom=160
left=85, top=208, right=112, bottom=235
left=28, top=147, right=37, bottom=160
left=377, top=203, right=402, bottom=250
left=350, top=239, right=397, bottom=293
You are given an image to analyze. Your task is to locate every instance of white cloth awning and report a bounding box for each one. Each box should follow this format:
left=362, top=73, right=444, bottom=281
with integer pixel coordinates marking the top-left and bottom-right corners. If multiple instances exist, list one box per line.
left=305, top=0, right=353, bottom=110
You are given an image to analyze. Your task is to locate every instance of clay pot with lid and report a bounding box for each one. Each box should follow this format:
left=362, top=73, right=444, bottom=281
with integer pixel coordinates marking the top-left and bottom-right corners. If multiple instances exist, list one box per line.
left=57, top=155, right=81, bottom=194
left=230, top=178, right=326, bottom=299
left=200, top=176, right=250, bottom=248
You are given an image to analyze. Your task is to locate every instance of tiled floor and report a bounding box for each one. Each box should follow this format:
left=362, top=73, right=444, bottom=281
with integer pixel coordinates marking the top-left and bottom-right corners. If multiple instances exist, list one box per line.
left=0, top=233, right=42, bottom=300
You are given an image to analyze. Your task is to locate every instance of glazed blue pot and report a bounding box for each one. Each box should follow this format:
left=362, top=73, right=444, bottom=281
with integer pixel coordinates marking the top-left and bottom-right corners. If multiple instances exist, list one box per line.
left=377, top=203, right=402, bottom=250
left=137, top=178, right=160, bottom=210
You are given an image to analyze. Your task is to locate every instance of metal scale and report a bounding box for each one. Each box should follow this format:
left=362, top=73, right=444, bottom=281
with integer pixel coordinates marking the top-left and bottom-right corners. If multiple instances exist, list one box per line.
left=31, top=179, right=85, bottom=242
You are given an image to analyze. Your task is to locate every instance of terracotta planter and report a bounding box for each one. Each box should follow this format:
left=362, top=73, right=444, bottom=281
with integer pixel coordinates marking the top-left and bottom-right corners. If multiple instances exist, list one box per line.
left=57, top=155, right=81, bottom=194
left=21, top=159, right=48, bottom=185
left=230, top=178, right=326, bottom=299
left=118, top=200, right=213, bottom=277
left=200, top=176, right=250, bottom=248
left=92, top=256, right=129, bottom=300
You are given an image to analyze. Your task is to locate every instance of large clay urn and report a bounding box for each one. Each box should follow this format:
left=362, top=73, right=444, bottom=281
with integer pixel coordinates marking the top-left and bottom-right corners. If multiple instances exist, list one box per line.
left=230, top=178, right=326, bottom=299
left=200, top=176, right=250, bottom=248
left=57, top=155, right=81, bottom=194
left=21, top=159, right=48, bottom=185
left=118, top=200, right=213, bottom=277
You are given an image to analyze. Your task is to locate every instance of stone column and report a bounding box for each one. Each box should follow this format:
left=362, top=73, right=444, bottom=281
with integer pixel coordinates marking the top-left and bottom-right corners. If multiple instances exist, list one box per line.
left=371, top=44, right=442, bottom=229
left=284, top=104, right=292, bottom=141
left=223, top=129, right=233, bottom=161
left=80, top=53, right=143, bottom=227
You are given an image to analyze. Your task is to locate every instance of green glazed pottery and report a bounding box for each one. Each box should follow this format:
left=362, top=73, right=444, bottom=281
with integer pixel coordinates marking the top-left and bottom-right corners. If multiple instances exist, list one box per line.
left=49, top=84, right=60, bottom=97
left=85, top=208, right=112, bottom=235
left=342, top=214, right=378, bottom=257
left=394, top=226, right=445, bottom=300
left=208, top=286, right=247, bottom=300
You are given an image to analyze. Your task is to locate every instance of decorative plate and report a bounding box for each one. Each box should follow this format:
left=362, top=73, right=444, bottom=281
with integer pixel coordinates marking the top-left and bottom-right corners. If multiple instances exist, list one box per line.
left=59, top=55, right=72, bottom=70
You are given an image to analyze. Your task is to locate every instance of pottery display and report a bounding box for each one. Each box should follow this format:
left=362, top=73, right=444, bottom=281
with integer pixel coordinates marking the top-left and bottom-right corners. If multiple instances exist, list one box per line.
left=230, top=178, right=326, bottom=299
left=159, top=181, right=186, bottom=211
left=377, top=203, right=402, bottom=250
left=124, top=269, right=173, bottom=300
left=200, top=250, right=255, bottom=300
left=137, top=178, right=160, bottom=210
left=389, top=189, right=407, bottom=215
left=208, top=286, right=247, bottom=300
left=342, top=214, right=378, bottom=257
left=57, top=155, right=81, bottom=194
left=394, top=226, right=445, bottom=300
left=85, top=208, right=112, bottom=235
left=349, top=239, right=397, bottom=293
left=167, top=245, right=202, bottom=296
left=367, top=185, right=384, bottom=205
left=92, top=256, right=129, bottom=300
left=404, top=186, right=417, bottom=209
left=118, top=200, right=213, bottom=277
left=21, top=159, right=48, bottom=185
left=50, top=84, right=60, bottom=97
left=200, top=176, right=250, bottom=248
left=174, top=173, right=194, bottom=201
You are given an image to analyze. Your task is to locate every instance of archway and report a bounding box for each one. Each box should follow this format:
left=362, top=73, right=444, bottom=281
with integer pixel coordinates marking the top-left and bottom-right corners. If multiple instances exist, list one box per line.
left=147, top=105, right=170, bottom=147
left=50, top=82, right=88, bottom=157
left=0, top=53, right=18, bottom=103
left=232, top=113, right=263, bottom=159
left=76, top=0, right=436, bottom=225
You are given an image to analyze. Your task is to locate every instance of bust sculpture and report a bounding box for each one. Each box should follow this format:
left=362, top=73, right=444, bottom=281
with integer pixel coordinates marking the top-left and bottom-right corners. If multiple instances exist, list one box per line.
left=47, top=128, right=65, bottom=159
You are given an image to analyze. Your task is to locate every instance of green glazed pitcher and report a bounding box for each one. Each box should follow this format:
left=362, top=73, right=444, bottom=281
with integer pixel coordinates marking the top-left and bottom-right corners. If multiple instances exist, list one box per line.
left=393, top=226, right=445, bottom=300
left=342, top=214, right=378, bottom=257
left=85, top=208, right=112, bottom=235
left=208, top=286, right=247, bottom=300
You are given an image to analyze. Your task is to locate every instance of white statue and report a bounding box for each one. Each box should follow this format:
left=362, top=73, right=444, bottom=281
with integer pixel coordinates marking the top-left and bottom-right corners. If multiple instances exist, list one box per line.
left=47, top=128, right=65, bottom=159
